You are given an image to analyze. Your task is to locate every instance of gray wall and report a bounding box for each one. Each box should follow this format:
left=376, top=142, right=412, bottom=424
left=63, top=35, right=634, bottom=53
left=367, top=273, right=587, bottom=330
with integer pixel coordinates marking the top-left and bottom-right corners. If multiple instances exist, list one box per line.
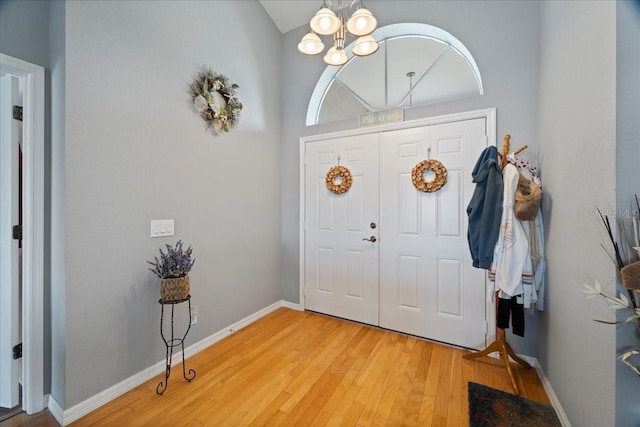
left=538, top=2, right=617, bottom=426
left=61, top=0, right=282, bottom=407
left=0, top=0, right=53, bottom=398
left=0, top=0, right=50, bottom=66
left=282, top=0, right=541, bottom=356
left=615, top=2, right=640, bottom=426
left=49, top=0, right=65, bottom=409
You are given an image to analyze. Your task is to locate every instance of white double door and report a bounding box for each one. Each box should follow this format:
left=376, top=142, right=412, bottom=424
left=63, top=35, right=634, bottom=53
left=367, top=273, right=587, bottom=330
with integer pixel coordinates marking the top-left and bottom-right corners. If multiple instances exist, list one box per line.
left=304, top=118, right=488, bottom=349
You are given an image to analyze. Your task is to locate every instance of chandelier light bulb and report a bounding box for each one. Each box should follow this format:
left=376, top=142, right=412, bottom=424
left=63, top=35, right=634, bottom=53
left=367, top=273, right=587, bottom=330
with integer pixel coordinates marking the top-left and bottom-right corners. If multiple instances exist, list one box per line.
left=324, top=46, right=348, bottom=66
left=310, top=7, right=341, bottom=35
left=352, top=35, right=379, bottom=56
left=320, top=17, right=332, bottom=31
left=346, top=7, right=377, bottom=36
left=331, top=51, right=342, bottom=62
left=298, top=31, right=325, bottom=55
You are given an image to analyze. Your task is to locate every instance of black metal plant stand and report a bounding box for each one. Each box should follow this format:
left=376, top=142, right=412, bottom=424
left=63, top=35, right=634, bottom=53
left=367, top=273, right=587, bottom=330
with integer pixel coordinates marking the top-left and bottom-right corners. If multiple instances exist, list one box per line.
left=156, top=295, right=196, bottom=395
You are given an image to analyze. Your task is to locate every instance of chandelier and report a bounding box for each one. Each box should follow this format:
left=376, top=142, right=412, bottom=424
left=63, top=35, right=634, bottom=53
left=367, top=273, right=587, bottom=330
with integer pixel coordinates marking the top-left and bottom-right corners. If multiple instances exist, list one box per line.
left=298, top=0, right=379, bottom=66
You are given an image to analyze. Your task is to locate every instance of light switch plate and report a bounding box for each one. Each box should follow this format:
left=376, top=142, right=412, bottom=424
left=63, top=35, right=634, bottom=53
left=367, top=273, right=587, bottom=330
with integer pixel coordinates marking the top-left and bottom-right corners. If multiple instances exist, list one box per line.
left=150, top=219, right=175, bottom=238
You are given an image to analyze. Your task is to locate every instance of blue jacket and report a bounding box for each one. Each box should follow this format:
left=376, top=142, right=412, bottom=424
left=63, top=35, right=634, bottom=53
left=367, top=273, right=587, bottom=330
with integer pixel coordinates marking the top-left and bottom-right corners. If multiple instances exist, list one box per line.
left=467, top=146, right=503, bottom=269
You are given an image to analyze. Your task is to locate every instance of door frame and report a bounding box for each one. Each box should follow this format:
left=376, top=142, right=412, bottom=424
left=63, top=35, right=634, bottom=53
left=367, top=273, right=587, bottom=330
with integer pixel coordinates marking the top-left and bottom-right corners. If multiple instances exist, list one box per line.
left=0, top=53, right=45, bottom=414
left=299, top=108, right=497, bottom=345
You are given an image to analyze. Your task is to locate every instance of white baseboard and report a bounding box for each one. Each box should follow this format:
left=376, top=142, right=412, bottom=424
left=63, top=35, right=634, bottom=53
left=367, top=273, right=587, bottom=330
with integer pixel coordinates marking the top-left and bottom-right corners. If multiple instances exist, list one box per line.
left=531, top=359, right=571, bottom=427
left=485, top=351, right=536, bottom=367
left=47, top=393, right=64, bottom=426
left=282, top=300, right=302, bottom=311
left=484, top=352, right=570, bottom=426
left=59, top=300, right=291, bottom=425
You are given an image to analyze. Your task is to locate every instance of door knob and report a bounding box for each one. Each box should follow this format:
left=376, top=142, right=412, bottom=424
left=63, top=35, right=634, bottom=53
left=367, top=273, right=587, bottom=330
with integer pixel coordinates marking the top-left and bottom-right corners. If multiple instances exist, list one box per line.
left=363, top=236, right=377, bottom=242
left=370, top=222, right=377, bottom=229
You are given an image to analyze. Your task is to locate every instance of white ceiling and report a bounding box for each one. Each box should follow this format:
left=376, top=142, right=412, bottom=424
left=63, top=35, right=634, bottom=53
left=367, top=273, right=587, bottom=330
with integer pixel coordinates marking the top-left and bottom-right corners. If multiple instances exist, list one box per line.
left=258, top=0, right=320, bottom=34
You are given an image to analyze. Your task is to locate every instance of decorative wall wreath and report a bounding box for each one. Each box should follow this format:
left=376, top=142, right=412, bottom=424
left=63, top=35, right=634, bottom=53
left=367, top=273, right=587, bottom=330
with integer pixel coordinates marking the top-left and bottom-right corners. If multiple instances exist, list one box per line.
left=326, top=165, right=353, bottom=194
left=411, top=159, right=448, bottom=193
left=190, top=69, right=243, bottom=135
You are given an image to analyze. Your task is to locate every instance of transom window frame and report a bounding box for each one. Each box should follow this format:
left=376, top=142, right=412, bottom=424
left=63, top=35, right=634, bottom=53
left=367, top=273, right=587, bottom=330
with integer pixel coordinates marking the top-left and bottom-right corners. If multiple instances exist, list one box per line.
left=306, top=23, right=484, bottom=126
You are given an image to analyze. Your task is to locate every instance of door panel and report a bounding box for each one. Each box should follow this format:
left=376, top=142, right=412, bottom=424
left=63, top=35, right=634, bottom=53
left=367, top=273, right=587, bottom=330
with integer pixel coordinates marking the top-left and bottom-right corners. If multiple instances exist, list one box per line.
left=304, top=134, right=380, bottom=325
left=379, top=119, right=487, bottom=349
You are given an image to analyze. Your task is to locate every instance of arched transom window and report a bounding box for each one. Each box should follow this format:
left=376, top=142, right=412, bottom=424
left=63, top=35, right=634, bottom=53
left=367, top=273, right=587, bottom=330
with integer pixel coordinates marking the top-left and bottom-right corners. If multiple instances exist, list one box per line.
left=307, top=23, right=483, bottom=125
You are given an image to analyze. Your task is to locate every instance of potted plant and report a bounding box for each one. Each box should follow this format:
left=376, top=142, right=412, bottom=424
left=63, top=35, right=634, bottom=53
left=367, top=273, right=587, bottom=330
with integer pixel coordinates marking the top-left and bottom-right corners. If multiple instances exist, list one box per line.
left=148, top=240, right=195, bottom=302
left=583, top=195, right=640, bottom=376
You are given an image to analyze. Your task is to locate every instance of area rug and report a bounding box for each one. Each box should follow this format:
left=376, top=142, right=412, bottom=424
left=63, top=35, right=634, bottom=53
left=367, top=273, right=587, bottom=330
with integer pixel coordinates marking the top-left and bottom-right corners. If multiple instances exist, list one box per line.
left=468, top=382, right=561, bottom=427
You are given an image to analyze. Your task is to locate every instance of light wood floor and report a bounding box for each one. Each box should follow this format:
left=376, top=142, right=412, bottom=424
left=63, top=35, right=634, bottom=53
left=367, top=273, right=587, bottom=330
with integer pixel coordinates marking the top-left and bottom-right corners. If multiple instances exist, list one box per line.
left=2, top=308, right=551, bottom=426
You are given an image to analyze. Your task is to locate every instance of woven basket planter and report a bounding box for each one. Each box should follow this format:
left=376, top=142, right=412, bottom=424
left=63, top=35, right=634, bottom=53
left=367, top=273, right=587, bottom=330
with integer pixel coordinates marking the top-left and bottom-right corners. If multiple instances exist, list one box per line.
left=621, top=261, right=640, bottom=291
left=160, top=275, right=190, bottom=302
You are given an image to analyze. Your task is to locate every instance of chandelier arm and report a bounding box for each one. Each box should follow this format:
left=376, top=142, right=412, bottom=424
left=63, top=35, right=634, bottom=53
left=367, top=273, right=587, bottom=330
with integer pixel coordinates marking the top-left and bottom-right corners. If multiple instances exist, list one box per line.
left=335, top=17, right=345, bottom=49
